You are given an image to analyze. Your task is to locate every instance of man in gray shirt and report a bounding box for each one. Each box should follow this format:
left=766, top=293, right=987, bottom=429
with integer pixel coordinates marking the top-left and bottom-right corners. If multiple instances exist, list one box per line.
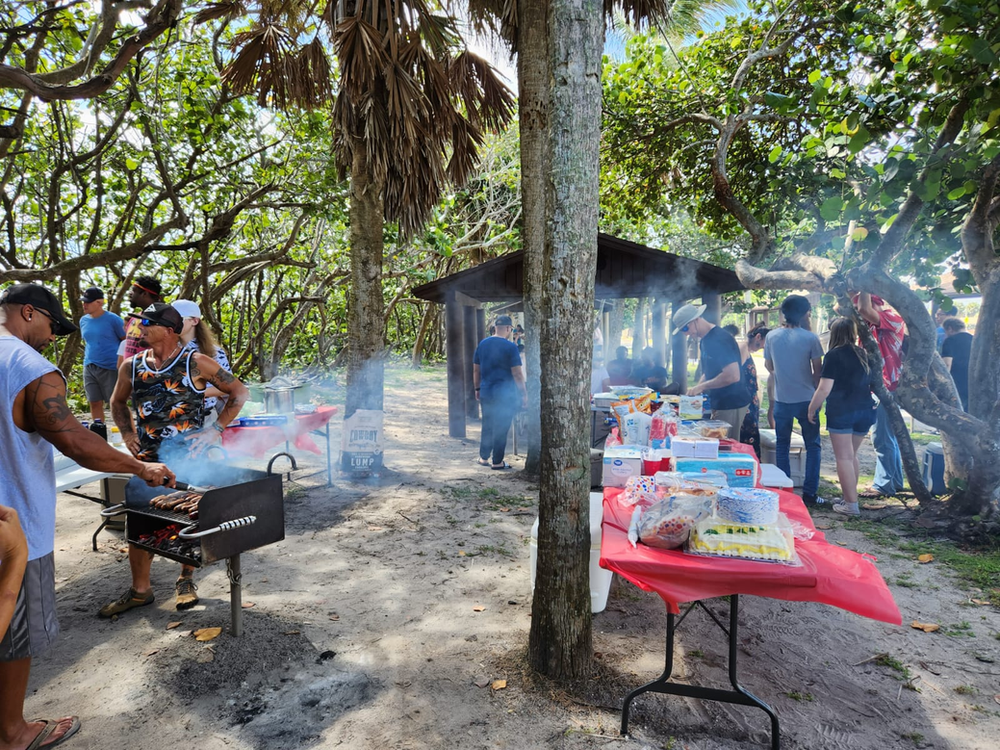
left=764, top=295, right=824, bottom=505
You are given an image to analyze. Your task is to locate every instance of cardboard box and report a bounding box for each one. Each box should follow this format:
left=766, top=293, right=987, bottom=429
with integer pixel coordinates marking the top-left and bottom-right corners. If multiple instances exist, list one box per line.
left=670, top=437, right=720, bottom=459
left=602, top=446, right=644, bottom=488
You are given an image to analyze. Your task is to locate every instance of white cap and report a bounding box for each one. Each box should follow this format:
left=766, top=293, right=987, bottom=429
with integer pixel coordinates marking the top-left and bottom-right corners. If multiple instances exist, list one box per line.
left=171, top=299, right=202, bottom=319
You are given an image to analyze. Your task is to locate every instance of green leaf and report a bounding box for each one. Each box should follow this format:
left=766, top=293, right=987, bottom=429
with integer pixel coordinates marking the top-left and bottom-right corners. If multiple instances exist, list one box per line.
left=820, top=196, right=844, bottom=221
left=946, top=186, right=967, bottom=200
left=125, top=157, right=138, bottom=170
left=848, top=127, right=871, bottom=154
left=768, top=145, right=782, bottom=163
left=808, top=70, right=822, bottom=85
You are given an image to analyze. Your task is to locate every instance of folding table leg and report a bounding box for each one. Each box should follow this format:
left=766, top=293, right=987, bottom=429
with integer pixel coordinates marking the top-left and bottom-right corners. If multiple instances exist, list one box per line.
left=620, top=595, right=780, bottom=749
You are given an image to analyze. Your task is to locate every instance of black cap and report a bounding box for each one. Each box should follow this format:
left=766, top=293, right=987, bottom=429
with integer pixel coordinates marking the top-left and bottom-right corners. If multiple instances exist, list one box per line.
left=141, top=302, right=183, bottom=333
left=0, top=283, right=77, bottom=336
left=495, top=315, right=513, bottom=327
left=81, top=286, right=104, bottom=303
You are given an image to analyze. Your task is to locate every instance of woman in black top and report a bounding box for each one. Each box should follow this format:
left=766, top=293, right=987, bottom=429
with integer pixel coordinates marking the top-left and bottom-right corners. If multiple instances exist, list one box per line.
left=807, top=318, right=877, bottom=516
left=738, top=325, right=769, bottom=456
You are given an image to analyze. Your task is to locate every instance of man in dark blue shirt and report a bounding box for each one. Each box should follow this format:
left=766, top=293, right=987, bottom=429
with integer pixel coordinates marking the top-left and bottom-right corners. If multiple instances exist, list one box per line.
left=941, top=317, right=973, bottom=411
left=473, top=315, right=526, bottom=469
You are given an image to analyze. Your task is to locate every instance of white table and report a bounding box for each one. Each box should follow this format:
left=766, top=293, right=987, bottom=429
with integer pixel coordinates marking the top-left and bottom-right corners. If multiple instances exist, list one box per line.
left=54, top=449, right=131, bottom=550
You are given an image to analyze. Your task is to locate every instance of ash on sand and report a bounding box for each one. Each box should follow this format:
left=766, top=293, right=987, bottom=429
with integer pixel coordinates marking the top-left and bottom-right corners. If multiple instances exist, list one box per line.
left=150, top=612, right=377, bottom=749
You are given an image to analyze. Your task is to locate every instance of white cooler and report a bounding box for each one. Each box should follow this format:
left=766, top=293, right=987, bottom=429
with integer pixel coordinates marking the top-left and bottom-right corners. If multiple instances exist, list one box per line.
left=529, top=491, right=614, bottom=614
left=759, top=428, right=805, bottom=488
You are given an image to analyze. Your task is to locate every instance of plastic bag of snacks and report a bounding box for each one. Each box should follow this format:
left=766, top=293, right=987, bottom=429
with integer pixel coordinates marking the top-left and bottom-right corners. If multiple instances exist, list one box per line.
left=653, top=471, right=721, bottom=498
left=649, top=409, right=678, bottom=449
left=620, top=475, right=658, bottom=508
left=677, top=469, right=728, bottom=488
left=630, top=494, right=713, bottom=549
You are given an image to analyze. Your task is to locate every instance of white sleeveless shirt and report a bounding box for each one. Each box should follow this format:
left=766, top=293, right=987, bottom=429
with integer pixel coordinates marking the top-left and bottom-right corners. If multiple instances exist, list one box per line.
left=0, top=336, right=59, bottom=560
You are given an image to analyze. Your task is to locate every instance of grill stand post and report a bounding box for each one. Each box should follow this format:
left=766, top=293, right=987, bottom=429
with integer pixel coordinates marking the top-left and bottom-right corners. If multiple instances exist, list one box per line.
left=620, top=595, right=780, bottom=749
left=227, top=554, right=243, bottom=637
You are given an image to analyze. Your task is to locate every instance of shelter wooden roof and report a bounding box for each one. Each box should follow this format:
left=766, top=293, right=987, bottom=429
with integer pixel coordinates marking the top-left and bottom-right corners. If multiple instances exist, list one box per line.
left=412, top=233, right=743, bottom=304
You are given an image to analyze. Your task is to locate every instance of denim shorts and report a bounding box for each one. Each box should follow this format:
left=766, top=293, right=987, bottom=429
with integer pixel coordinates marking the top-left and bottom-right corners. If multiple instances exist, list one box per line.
left=827, top=407, right=877, bottom=436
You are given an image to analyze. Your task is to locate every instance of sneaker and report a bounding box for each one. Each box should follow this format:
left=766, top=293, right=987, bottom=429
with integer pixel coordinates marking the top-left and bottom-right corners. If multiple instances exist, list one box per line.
left=99, top=587, right=154, bottom=618
left=175, top=577, right=199, bottom=610
left=802, top=494, right=827, bottom=507
left=833, top=502, right=861, bottom=516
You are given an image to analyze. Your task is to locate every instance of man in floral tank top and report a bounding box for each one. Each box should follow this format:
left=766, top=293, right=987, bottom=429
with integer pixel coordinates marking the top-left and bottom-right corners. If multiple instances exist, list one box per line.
left=102, top=303, right=249, bottom=617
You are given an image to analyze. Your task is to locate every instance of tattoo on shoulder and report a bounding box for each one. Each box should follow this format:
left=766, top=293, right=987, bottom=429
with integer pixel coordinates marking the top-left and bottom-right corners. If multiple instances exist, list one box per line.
left=29, top=380, right=74, bottom=433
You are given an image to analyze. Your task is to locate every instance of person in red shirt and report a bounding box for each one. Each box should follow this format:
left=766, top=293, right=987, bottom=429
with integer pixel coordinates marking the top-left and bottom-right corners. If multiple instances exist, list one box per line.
left=855, top=293, right=906, bottom=497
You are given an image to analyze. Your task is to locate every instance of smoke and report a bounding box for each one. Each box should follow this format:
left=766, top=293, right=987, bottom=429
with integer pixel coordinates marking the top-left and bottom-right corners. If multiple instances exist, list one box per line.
left=157, top=437, right=249, bottom=488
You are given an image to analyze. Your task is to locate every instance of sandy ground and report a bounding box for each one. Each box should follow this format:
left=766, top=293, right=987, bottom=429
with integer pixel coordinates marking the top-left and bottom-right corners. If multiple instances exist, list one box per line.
left=27, top=364, right=1000, bottom=750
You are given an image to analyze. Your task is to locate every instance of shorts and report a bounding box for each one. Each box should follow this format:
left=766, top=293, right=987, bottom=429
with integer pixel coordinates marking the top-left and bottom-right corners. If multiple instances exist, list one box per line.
left=83, top=362, right=118, bottom=402
left=0, top=552, right=59, bottom=661
left=826, top=407, right=877, bottom=436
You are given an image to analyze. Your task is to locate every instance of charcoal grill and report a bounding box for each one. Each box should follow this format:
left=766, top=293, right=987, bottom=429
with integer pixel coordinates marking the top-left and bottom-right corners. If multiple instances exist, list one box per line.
left=101, top=453, right=296, bottom=636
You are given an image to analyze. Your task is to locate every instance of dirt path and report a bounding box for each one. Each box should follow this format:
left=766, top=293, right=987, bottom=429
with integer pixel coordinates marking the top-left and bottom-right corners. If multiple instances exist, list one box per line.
left=30, top=364, right=999, bottom=749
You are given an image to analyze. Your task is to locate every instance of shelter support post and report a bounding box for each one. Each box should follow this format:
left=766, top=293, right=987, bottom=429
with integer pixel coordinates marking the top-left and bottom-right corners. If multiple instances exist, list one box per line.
left=445, top=295, right=466, bottom=438
left=463, top=305, right=479, bottom=420
left=620, top=595, right=779, bottom=749
left=671, top=301, right=688, bottom=393
left=703, top=292, right=722, bottom=325
left=601, top=303, right=611, bottom=361
left=651, top=299, right=666, bottom=369
left=476, top=308, right=486, bottom=347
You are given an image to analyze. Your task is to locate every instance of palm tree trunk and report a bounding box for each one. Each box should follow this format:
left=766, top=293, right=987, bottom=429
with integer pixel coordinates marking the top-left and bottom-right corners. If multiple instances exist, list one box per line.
left=344, top=145, right=385, bottom=419
left=528, top=0, right=603, bottom=682
left=519, top=0, right=548, bottom=478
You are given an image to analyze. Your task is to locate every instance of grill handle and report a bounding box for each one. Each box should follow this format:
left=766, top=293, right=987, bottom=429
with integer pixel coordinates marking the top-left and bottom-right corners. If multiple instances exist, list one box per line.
left=100, top=503, right=126, bottom=518
left=178, top=515, right=257, bottom=540
left=267, top=452, right=297, bottom=476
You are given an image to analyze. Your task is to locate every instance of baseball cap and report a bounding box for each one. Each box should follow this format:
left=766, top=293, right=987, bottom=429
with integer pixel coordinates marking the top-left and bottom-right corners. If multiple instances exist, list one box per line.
left=495, top=315, right=513, bottom=327
left=171, top=299, right=202, bottom=319
left=671, top=303, right=707, bottom=335
left=141, top=302, right=183, bottom=333
left=0, top=282, right=77, bottom=335
left=81, top=286, right=104, bottom=303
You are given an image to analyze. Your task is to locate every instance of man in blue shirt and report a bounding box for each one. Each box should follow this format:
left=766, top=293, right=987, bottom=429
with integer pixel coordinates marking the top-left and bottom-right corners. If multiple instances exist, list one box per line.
left=78, top=287, right=125, bottom=436
left=473, top=315, right=527, bottom=470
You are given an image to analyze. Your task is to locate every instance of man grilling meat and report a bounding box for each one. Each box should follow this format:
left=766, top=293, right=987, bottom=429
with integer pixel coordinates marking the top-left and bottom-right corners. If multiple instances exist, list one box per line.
left=1, top=283, right=175, bottom=750
left=102, top=303, right=249, bottom=617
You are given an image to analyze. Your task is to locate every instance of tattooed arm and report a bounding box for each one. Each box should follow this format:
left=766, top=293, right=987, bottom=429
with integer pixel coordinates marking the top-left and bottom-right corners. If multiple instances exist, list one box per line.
left=190, top=353, right=249, bottom=429
left=15, top=371, right=175, bottom=486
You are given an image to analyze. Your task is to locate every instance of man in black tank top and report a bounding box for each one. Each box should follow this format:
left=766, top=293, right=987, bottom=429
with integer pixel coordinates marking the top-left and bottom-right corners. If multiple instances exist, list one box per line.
left=101, top=303, right=249, bottom=617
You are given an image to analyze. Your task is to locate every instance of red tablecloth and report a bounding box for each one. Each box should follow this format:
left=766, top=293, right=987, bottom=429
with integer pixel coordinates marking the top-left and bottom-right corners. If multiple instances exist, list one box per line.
left=221, top=406, right=338, bottom=458
left=600, top=445, right=902, bottom=625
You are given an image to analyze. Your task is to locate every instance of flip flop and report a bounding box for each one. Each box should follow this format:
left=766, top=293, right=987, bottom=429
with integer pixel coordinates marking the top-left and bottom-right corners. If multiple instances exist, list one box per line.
left=26, top=717, right=81, bottom=750
left=476, top=458, right=491, bottom=467
left=857, top=487, right=886, bottom=499
left=491, top=462, right=513, bottom=470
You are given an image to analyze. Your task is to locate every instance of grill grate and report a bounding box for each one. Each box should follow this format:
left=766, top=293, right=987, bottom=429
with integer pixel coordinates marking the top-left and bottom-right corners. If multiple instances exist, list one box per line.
left=128, top=506, right=192, bottom=525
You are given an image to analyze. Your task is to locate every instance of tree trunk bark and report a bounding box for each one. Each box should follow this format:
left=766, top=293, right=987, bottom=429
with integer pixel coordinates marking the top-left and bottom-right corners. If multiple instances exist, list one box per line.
left=344, top=145, right=385, bottom=420
left=411, top=301, right=434, bottom=368
left=518, top=0, right=549, bottom=478
left=632, top=297, right=646, bottom=356
left=528, top=0, right=602, bottom=682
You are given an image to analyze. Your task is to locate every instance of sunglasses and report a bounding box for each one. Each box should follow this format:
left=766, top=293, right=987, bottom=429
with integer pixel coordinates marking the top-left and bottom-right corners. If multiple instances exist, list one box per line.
left=140, top=318, right=167, bottom=328
left=34, top=308, right=59, bottom=335
left=681, top=324, right=690, bottom=333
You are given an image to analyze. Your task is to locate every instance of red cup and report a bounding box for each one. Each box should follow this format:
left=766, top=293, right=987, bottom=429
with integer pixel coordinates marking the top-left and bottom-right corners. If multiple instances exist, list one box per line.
left=642, top=459, right=659, bottom=476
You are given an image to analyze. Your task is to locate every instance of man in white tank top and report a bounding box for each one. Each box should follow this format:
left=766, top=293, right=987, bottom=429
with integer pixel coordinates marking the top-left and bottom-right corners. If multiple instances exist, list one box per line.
left=0, top=283, right=175, bottom=750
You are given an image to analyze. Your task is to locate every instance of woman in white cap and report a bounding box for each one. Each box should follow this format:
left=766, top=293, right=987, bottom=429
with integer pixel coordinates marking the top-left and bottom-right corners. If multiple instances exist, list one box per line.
left=171, top=300, right=232, bottom=422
